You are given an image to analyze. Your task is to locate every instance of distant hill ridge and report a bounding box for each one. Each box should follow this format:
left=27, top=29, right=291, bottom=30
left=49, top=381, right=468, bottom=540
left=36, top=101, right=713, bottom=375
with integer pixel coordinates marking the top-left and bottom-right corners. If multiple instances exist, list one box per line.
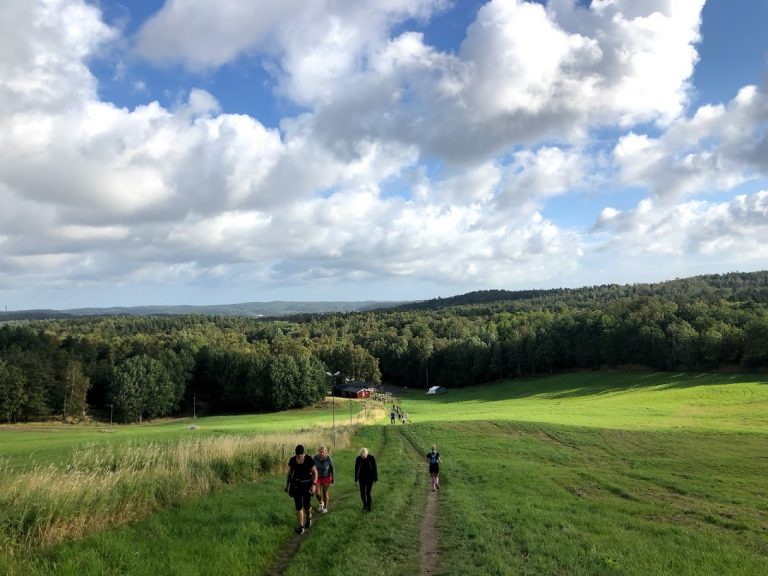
left=391, top=270, right=768, bottom=311
left=0, top=301, right=400, bottom=321
left=2, top=271, right=767, bottom=321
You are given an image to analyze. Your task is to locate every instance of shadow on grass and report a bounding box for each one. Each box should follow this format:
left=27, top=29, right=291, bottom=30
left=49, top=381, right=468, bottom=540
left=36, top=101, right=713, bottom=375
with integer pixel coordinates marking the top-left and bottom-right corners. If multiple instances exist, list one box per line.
left=407, top=371, right=768, bottom=403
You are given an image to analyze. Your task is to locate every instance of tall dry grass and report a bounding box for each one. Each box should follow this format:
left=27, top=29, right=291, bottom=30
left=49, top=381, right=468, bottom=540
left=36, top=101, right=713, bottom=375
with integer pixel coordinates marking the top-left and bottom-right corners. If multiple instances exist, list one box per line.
left=0, top=406, right=384, bottom=551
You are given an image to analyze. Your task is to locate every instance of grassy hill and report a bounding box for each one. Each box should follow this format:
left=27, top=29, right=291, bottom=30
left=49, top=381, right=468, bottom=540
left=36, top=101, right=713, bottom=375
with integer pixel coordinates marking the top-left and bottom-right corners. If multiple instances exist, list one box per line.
left=2, top=371, right=767, bottom=575
left=402, top=371, right=768, bottom=432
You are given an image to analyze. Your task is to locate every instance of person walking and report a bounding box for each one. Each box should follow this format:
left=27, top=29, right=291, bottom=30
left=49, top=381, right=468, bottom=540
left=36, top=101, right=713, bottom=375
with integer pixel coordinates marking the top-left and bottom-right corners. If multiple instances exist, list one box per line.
left=354, top=447, right=378, bottom=511
left=284, top=444, right=318, bottom=534
left=313, top=444, right=335, bottom=513
left=426, top=444, right=442, bottom=492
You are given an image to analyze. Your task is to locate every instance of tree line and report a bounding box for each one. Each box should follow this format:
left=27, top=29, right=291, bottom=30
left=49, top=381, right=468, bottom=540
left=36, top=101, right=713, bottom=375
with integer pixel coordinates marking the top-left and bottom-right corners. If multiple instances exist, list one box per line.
left=1, top=272, right=767, bottom=423
left=0, top=316, right=382, bottom=424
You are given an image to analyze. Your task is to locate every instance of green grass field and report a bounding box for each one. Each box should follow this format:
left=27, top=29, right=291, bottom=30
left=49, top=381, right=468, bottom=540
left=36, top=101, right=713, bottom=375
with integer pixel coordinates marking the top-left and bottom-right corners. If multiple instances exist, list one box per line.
left=403, top=371, right=768, bottom=432
left=0, top=399, right=367, bottom=470
left=2, top=371, right=767, bottom=575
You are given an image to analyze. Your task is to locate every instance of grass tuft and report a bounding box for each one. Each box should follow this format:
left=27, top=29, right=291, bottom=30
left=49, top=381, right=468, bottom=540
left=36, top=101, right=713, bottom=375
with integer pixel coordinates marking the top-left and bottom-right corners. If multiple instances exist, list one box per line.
left=0, top=429, right=357, bottom=549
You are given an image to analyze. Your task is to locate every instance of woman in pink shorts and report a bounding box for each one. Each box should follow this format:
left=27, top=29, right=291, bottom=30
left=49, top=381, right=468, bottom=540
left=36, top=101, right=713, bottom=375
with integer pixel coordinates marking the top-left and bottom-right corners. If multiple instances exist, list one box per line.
left=313, top=445, right=335, bottom=512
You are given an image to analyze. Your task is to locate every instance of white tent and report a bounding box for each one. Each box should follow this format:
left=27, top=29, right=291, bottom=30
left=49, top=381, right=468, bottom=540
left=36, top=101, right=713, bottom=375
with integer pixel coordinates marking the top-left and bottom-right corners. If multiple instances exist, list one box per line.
left=426, top=385, right=447, bottom=395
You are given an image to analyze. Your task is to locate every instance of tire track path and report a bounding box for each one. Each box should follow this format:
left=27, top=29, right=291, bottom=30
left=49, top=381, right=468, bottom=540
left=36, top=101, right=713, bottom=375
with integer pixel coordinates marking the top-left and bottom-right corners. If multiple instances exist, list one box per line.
left=397, top=428, right=441, bottom=576
left=266, top=428, right=390, bottom=576
left=266, top=490, right=355, bottom=576
left=266, top=427, right=435, bottom=575
left=419, top=489, right=440, bottom=575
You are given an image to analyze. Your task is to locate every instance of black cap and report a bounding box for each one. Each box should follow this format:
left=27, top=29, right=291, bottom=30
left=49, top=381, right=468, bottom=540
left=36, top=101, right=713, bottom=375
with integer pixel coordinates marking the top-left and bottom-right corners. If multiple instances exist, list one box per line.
left=295, top=444, right=305, bottom=455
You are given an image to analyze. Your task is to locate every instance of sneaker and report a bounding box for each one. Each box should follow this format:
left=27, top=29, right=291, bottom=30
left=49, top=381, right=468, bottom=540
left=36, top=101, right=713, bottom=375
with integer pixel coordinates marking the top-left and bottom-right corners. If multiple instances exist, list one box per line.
left=294, top=526, right=304, bottom=535
left=304, top=515, right=312, bottom=529
left=317, top=504, right=324, bottom=513
left=320, top=506, right=328, bottom=514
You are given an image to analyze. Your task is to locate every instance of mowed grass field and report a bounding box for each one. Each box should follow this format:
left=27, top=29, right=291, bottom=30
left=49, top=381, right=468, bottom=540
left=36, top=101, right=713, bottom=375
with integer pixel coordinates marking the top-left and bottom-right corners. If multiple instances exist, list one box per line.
left=404, top=371, right=768, bottom=432
left=0, top=399, right=367, bottom=470
left=2, top=371, right=767, bottom=575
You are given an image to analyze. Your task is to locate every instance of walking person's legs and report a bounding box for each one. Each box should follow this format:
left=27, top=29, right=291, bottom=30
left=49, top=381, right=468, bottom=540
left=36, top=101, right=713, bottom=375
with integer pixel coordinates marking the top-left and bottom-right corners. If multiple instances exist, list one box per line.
left=293, top=495, right=305, bottom=533
left=364, top=481, right=373, bottom=511
left=359, top=481, right=368, bottom=509
left=303, top=492, right=312, bottom=528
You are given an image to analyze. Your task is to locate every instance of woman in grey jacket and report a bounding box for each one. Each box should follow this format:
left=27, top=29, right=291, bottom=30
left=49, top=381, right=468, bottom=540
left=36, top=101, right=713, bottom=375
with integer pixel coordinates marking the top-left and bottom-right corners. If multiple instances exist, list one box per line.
left=313, top=445, right=334, bottom=513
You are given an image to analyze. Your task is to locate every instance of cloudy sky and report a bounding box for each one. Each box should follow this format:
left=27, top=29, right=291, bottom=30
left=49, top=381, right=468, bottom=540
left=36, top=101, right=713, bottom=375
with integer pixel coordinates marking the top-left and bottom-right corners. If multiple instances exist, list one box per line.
left=1, top=0, right=767, bottom=310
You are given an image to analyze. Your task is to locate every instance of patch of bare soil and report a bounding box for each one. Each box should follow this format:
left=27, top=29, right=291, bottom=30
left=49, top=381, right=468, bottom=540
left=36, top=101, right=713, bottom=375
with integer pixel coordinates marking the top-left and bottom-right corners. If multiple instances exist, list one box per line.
left=267, top=527, right=306, bottom=576
left=397, top=427, right=442, bottom=576
left=266, top=490, right=352, bottom=576
left=419, top=489, right=440, bottom=575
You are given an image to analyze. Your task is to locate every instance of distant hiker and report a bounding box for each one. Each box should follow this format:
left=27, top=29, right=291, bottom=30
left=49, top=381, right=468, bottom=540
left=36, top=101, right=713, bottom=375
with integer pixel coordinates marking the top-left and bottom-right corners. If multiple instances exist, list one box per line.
left=313, top=444, right=334, bottom=513
left=426, top=445, right=442, bottom=492
left=390, top=409, right=396, bottom=424
left=284, top=444, right=318, bottom=534
left=354, top=447, right=378, bottom=511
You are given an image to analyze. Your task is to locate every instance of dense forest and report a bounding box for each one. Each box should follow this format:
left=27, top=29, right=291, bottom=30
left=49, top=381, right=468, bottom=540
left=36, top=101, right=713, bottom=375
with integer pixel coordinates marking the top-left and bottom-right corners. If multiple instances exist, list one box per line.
left=1, top=271, right=767, bottom=424
left=0, top=300, right=394, bottom=320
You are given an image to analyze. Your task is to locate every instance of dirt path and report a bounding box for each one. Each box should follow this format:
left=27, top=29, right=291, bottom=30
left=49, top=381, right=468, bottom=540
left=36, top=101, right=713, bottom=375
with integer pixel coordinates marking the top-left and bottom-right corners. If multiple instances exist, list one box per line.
left=266, top=526, right=305, bottom=576
left=266, top=489, right=354, bottom=576
left=267, top=492, right=354, bottom=576
left=419, top=489, right=440, bottom=575
left=267, top=427, right=440, bottom=576
left=397, top=428, right=442, bottom=576
left=264, top=428, right=393, bottom=575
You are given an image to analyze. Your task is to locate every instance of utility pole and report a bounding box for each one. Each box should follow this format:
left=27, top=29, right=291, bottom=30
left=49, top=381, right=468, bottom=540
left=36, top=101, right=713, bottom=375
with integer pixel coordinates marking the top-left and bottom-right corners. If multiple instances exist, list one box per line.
left=326, top=371, right=340, bottom=446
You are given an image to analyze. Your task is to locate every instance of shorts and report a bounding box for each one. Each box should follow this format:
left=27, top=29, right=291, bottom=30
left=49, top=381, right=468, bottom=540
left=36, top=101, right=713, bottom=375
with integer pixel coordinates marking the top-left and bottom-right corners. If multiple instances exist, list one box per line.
left=429, top=464, right=440, bottom=474
left=291, top=483, right=313, bottom=510
left=318, top=475, right=333, bottom=486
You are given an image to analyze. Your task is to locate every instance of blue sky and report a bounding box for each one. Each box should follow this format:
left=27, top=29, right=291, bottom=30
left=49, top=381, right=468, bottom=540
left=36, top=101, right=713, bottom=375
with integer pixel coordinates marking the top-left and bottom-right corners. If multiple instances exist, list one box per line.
left=1, top=0, right=767, bottom=310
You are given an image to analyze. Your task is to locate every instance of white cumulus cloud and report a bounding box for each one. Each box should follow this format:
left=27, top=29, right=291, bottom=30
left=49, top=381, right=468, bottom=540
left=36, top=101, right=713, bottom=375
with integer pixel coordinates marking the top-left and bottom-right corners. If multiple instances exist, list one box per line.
left=2, top=0, right=767, bottom=307
left=612, top=85, right=768, bottom=201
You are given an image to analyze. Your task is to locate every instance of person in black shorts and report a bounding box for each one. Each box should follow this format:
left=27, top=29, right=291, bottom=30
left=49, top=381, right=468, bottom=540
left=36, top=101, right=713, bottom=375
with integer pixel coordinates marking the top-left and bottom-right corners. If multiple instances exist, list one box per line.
left=354, top=447, right=378, bottom=511
left=426, top=444, right=442, bottom=492
left=284, top=444, right=318, bottom=534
